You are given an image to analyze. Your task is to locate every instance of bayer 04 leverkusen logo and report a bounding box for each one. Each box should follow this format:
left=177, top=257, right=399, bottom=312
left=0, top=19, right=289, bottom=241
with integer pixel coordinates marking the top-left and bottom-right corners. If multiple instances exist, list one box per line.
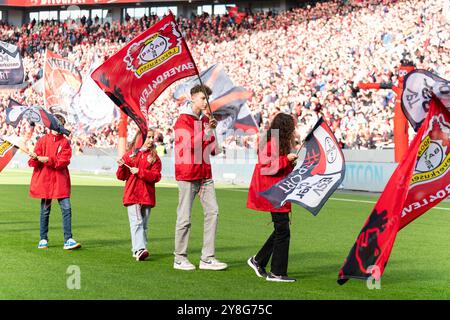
left=411, top=114, right=450, bottom=186
left=0, top=140, right=14, bottom=157
left=124, top=21, right=183, bottom=78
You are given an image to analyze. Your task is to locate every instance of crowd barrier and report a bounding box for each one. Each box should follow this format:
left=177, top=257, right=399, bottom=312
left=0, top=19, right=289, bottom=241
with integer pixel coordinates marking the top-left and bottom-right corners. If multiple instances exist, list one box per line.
left=6, top=149, right=398, bottom=192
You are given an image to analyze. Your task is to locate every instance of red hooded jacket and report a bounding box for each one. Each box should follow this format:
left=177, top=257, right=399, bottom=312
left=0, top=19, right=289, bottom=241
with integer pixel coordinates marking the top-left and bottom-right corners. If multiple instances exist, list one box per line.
left=174, top=104, right=216, bottom=181
left=246, top=139, right=294, bottom=213
left=116, top=148, right=162, bottom=207
left=28, top=133, right=72, bottom=199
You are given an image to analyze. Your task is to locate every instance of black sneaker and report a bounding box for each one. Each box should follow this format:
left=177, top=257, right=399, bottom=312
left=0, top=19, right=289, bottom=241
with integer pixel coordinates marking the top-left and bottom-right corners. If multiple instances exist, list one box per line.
left=266, top=272, right=296, bottom=283
left=247, top=256, right=267, bottom=278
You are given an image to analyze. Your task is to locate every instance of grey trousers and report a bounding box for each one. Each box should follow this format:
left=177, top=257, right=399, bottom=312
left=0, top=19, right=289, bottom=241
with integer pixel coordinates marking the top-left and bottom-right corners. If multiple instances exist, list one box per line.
left=127, top=205, right=151, bottom=254
left=174, top=179, right=219, bottom=261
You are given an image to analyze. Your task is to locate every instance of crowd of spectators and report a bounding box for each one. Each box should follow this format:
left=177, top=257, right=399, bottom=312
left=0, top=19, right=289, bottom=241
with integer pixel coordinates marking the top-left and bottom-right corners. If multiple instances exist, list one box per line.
left=0, top=0, right=448, bottom=155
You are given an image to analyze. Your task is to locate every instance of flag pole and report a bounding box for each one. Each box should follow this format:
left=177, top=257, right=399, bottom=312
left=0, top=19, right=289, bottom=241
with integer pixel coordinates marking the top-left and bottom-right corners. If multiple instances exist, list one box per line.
left=82, top=137, right=132, bottom=170
left=196, top=74, right=221, bottom=153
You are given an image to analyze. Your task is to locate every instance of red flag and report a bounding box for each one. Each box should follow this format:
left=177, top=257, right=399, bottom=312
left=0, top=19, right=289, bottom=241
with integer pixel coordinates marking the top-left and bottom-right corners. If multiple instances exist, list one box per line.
left=91, top=12, right=198, bottom=147
left=338, top=96, right=450, bottom=284
left=44, top=50, right=82, bottom=111
left=400, top=97, right=450, bottom=229
left=0, top=138, right=18, bottom=173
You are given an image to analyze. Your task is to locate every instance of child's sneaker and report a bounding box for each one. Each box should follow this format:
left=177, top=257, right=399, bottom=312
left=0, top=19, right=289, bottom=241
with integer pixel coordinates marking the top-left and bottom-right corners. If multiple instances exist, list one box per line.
left=199, top=257, right=228, bottom=271
left=247, top=256, right=267, bottom=278
left=266, top=272, right=296, bottom=283
left=173, top=259, right=196, bottom=270
left=38, top=239, right=48, bottom=249
left=135, top=249, right=149, bottom=261
left=63, top=238, right=81, bottom=250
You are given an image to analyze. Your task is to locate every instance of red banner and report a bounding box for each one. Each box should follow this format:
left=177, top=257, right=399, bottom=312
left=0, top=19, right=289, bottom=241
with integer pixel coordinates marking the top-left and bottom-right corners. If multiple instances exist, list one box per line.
left=0, top=0, right=143, bottom=7
left=400, top=97, right=450, bottom=229
left=91, top=12, right=198, bottom=145
left=44, top=50, right=82, bottom=113
left=338, top=96, right=450, bottom=284
left=0, top=138, right=18, bottom=173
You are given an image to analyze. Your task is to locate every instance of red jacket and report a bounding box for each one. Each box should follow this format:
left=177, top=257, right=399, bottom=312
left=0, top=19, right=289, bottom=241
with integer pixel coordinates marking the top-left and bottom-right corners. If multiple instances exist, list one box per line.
left=28, top=133, right=72, bottom=199
left=174, top=104, right=216, bottom=181
left=246, top=139, right=294, bottom=213
left=116, top=148, right=162, bottom=207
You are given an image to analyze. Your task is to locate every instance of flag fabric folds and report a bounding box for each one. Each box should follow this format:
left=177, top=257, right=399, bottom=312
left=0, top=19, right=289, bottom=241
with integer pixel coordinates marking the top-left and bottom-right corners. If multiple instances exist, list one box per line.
left=44, top=49, right=82, bottom=115
left=0, top=137, right=18, bottom=173
left=173, top=64, right=256, bottom=136
left=260, top=117, right=345, bottom=216
left=6, top=99, right=70, bottom=136
left=91, top=12, right=198, bottom=146
left=401, top=69, right=449, bottom=131
left=338, top=96, right=450, bottom=284
left=0, top=41, right=24, bottom=86
left=70, top=55, right=118, bottom=133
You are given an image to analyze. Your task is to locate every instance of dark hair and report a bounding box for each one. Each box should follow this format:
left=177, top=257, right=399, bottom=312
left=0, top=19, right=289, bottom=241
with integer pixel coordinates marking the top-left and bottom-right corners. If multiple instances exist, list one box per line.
left=55, top=114, right=66, bottom=126
left=263, top=113, right=295, bottom=155
left=190, top=84, right=212, bottom=97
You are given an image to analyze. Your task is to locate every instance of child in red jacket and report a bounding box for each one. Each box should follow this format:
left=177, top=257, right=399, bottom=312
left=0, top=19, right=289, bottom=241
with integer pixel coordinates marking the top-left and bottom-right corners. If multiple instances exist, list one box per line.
left=117, top=129, right=162, bottom=261
left=246, top=113, right=298, bottom=282
left=29, top=115, right=81, bottom=250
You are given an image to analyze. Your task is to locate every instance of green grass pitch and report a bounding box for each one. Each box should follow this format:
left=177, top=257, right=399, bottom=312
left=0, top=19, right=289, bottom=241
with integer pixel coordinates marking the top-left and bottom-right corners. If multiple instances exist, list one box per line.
left=0, top=170, right=449, bottom=299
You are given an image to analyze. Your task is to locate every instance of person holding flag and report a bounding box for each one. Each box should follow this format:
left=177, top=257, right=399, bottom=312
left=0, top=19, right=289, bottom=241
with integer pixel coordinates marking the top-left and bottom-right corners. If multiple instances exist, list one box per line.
left=28, top=115, right=81, bottom=250
left=246, top=113, right=298, bottom=282
left=116, top=129, right=162, bottom=261
left=173, top=84, right=228, bottom=271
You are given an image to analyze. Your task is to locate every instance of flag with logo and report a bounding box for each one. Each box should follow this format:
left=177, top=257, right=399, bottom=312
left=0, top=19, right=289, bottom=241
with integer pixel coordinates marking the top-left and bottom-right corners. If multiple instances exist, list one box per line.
left=6, top=99, right=70, bottom=136
left=401, top=69, right=449, bottom=131
left=91, top=12, right=198, bottom=146
left=44, top=49, right=82, bottom=117
left=0, top=136, right=18, bottom=173
left=70, top=55, right=118, bottom=133
left=338, top=95, right=449, bottom=284
left=173, top=64, right=256, bottom=136
left=260, top=118, right=345, bottom=215
left=0, top=41, right=24, bottom=86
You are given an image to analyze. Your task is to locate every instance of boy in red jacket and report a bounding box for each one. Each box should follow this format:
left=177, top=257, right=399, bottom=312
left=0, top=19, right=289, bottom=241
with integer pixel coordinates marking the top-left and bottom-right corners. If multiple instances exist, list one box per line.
left=29, top=115, right=81, bottom=250
left=117, top=129, right=162, bottom=261
left=173, top=84, right=227, bottom=271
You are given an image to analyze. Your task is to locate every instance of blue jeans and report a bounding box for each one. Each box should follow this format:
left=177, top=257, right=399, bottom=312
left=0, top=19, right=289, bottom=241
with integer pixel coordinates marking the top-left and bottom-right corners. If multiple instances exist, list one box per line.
left=40, top=198, right=73, bottom=242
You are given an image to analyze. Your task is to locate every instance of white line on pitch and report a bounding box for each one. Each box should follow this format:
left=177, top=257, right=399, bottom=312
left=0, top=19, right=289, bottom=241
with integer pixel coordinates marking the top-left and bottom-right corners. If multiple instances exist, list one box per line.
left=225, top=189, right=450, bottom=211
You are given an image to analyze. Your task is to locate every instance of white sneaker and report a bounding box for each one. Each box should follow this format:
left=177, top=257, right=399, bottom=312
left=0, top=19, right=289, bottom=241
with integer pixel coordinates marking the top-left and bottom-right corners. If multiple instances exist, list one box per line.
left=38, top=239, right=48, bottom=249
left=63, top=238, right=81, bottom=250
left=199, top=257, right=228, bottom=271
left=173, top=259, right=196, bottom=271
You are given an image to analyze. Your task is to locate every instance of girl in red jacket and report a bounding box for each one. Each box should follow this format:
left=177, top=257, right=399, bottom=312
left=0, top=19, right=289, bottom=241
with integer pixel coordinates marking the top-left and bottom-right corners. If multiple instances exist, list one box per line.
left=246, top=113, right=298, bottom=282
left=117, top=129, right=162, bottom=261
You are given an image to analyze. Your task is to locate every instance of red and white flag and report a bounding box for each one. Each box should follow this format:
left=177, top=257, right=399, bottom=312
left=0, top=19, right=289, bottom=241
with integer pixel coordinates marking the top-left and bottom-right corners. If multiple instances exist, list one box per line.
left=338, top=95, right=450, bottom=284
left=91, top=12, right=198, bottom=146
left=0, top=137, right=19, bottom=173
left=44, top=50, right=82, bottom=113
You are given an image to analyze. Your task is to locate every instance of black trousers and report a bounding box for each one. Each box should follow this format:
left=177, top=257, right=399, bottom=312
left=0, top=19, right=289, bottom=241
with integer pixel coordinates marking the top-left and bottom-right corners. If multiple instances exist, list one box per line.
left=254, top=212, right=290, bottom=276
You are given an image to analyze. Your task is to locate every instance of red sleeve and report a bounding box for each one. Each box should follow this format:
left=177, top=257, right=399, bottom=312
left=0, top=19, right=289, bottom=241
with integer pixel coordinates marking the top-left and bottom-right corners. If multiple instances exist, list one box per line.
left=116, top=152, right=131, bottom=181
left=137, top=155, right=162, bottom=184
left=175, top=115, right=212, bottom=151
left=28, top=138, right=43, bottom=168
left=174, top=116, right=194, bottom=150
left=47, top=139, right=71, bottom=170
